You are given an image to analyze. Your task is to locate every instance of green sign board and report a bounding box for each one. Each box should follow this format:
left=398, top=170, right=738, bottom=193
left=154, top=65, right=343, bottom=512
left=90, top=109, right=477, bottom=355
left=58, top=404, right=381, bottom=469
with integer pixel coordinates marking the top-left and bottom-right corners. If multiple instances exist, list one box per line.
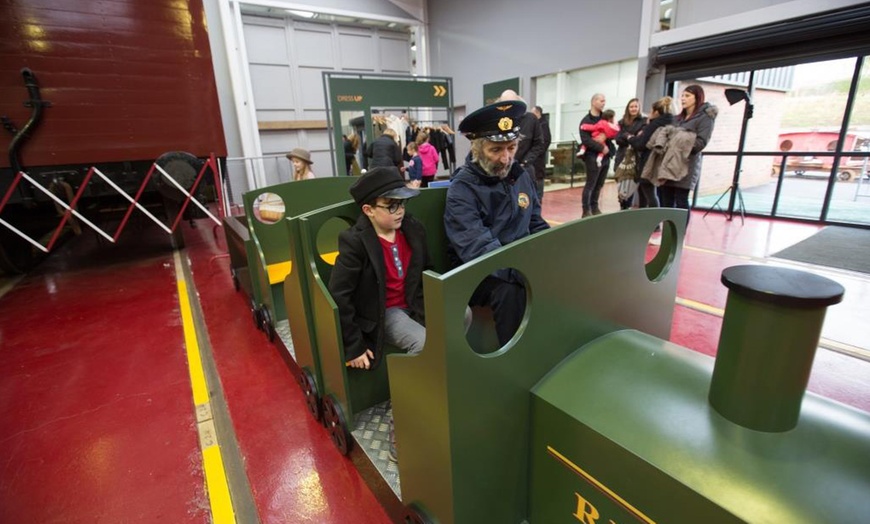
left=483, top=77, right=520, bottom=105
left=325, top=74, right=453, bottom=176
left=329, top=77, right=452, bottom=110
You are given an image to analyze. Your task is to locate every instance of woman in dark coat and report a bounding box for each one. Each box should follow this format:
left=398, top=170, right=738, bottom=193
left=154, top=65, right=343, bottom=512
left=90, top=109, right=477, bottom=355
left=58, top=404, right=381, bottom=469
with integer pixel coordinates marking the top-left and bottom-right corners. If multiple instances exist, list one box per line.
left=614, top=98, right=647, bottom=209
left=659, top=84, right=718, bottom=211
left=628, top=96, right=675, bottom=208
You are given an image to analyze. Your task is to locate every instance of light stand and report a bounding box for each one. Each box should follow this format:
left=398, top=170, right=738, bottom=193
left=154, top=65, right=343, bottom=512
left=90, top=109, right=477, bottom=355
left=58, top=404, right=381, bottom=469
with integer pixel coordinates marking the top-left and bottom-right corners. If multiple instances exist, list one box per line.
left=703, top=86, right=754, bottom=224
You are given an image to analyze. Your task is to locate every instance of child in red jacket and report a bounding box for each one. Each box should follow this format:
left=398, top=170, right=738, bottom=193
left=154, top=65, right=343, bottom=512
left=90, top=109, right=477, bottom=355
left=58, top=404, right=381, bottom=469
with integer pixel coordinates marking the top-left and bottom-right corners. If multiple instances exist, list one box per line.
left=577, top=109, right=619, bottom=166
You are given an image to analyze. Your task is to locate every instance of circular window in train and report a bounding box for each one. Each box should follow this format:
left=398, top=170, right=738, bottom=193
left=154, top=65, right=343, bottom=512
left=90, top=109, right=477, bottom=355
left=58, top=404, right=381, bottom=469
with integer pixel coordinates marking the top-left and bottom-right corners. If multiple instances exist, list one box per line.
left=779, top=139, right=793, bottom=152
left=316, top=216, right=352, bottom=265
left=644, top=220, right=678, bottom=282
left=826, top=140, right=838, bottom=152
left=253, top=192, right=285, bottom=224
left=465, top=267, right=529, bottom=355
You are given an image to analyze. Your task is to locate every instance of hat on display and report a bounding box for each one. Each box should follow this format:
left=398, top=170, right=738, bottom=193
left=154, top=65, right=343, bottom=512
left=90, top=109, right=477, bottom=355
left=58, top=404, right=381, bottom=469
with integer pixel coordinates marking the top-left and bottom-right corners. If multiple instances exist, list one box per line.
left=350, top=167, right=420, bottom=206
left=286, top=148, right=313, bottom=164
left=458, top=100, right=526, bottom=142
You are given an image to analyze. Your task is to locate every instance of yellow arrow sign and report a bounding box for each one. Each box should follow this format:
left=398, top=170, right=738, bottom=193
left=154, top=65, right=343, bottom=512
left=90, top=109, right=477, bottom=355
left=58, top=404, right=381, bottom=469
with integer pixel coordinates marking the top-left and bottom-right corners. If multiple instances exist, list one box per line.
left=433, top=85, right=447, bottom=97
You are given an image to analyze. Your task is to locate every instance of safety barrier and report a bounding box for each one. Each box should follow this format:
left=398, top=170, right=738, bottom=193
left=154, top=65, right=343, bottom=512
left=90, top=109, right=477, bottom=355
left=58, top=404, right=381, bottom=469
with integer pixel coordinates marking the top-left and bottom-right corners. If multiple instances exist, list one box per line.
left=0, top=153, right=223, bottom=253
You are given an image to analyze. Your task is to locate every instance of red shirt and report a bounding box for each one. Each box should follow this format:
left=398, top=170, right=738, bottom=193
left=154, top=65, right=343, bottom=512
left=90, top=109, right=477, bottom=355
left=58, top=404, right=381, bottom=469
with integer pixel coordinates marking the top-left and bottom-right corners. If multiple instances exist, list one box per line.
left=378, top=230, right=412, bottom=309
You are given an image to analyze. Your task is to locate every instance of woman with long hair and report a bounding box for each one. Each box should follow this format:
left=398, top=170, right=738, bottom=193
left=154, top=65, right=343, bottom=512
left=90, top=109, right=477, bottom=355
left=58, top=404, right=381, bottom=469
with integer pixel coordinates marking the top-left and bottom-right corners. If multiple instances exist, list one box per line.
left=287, top=148, right=315, bottom=180
left=614, top=98, right=647, bottom=209
left=628, top=96, right=675, bottom=209
left=659, top=84, right=718, bottom=212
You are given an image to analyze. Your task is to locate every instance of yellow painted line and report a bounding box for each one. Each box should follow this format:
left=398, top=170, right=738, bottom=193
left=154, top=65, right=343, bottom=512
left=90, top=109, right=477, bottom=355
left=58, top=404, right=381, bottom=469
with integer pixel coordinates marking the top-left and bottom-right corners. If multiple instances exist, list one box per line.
left=675, top=296, right=724, bottom=316
left=321, top=251, right=339, bottom=265
left=548, top=445, right=656, bottom=524
left=177, top=278, right=209, bottom=405
left=203, top=445, right=236, bottom=524
left=174, top=252, right=236, bottom=524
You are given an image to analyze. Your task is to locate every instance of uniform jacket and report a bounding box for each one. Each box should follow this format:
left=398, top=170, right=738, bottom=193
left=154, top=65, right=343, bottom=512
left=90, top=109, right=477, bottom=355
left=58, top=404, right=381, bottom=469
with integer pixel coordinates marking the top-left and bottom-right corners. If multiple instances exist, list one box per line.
left=328, top=214, right=430, bottom=367
left=444, top=160, right=549, bottom=280
left=641, top=125, right=697, bottom=186
left=664, top=102, right=718, bottom=190
left=366, top=135, right=402, bottom=168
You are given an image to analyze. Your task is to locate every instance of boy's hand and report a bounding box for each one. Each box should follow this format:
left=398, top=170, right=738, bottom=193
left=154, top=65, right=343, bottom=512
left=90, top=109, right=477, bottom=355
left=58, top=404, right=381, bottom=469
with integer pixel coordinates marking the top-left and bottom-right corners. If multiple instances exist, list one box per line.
left=347, top=349, right=375, bottom=370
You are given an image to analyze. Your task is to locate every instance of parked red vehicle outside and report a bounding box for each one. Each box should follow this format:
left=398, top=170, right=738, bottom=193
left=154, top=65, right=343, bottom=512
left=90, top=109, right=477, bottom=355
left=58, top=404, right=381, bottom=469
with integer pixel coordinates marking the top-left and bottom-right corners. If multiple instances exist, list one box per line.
left=774, top=130, right=870, bottom=181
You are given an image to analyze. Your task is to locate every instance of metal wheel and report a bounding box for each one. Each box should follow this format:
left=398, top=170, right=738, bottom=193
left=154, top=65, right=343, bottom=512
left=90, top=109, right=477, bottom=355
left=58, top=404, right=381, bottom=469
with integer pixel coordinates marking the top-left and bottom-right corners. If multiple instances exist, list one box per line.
left=251, top=300, right=262, bottom=331
left=258, top=305, right=275, bottom=342
left=297, top=368, right=322, bottom=422
left=322, top=394, right=351, bottom=455
left=403, top=503, right=436, bottom=524
left=838, top=170, right=853, bottom=182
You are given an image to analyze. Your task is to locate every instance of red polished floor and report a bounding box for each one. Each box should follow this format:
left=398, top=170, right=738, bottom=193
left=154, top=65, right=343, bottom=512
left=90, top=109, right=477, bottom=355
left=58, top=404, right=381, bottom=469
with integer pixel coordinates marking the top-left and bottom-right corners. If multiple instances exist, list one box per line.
left=1, top=186, right=868, bottom=523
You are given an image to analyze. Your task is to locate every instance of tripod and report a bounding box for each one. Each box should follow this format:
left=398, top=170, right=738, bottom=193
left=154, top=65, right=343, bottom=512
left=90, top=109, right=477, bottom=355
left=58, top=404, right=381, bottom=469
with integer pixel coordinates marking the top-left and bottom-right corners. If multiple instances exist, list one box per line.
left=703, top=181, right=746, bottom=223
left=703, top=83, right=754, bottom=225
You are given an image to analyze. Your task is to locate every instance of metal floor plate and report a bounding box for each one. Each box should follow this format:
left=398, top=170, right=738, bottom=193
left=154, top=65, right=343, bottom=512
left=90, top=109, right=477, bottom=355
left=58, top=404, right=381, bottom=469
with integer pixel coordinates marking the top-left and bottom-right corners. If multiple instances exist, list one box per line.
left=352, top=402, right=401, bottom=498
left=277, top=319, right=401, bottom=497
left=275, top=320, right=296, bottom=360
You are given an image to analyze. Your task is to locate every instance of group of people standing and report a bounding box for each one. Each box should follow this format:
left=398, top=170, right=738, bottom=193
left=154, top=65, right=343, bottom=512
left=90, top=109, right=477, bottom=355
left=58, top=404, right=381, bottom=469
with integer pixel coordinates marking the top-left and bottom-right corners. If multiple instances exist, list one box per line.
left=578, top=85, right=718, bottom=219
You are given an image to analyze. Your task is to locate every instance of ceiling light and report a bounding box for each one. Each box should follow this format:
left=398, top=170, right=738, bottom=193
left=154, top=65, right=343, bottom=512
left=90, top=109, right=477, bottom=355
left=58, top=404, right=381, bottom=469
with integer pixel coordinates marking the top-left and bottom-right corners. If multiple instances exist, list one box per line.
left=286, top=9, right=316, bottom=18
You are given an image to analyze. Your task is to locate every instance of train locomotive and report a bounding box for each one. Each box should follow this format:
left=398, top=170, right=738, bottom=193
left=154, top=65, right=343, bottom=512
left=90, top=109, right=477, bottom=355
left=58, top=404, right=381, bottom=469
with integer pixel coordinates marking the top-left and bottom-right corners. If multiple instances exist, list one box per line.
left=227, top=178, right=870, bottom=524
left=0, top=0, right=226, bottom=273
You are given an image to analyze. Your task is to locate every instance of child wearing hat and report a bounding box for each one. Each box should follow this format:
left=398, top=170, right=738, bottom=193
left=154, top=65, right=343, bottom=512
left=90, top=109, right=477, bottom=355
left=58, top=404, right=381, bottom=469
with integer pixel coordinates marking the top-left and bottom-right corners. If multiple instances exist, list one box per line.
left=328, top=166, right=429, bottom=461
left=286, top=148, right=315, bottom=180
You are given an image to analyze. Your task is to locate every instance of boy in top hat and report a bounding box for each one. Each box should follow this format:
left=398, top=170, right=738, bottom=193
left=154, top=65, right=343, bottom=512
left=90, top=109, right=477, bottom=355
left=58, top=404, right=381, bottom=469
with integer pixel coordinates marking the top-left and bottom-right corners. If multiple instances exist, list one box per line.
left=444, top=100, right=550, bottom=347
left=329, top=166, right=430, bottom=373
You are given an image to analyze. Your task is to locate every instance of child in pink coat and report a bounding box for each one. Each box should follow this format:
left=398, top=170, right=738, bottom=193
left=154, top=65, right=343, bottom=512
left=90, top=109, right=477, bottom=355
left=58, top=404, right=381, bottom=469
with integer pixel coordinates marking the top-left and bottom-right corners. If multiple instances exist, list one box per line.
left=416, top=131, right=440, bottom=187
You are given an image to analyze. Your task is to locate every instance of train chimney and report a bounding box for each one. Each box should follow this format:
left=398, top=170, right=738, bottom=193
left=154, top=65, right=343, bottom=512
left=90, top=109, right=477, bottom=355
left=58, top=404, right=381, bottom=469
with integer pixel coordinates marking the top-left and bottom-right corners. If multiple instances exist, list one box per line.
left=709, top=265, right=844, bottom=432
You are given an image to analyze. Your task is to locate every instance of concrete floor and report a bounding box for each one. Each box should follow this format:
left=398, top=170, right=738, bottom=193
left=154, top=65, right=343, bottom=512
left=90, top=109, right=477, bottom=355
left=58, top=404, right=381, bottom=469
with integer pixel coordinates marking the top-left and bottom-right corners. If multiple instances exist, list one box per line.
left=2, top=186, right=868, bottom=523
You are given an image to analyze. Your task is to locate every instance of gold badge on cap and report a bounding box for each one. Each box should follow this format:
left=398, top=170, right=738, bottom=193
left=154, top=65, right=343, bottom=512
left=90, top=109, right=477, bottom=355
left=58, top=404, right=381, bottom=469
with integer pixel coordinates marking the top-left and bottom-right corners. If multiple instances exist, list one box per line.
left=498, top=117, right=513, bottom=131
left=518, top=192, right=530, bottom=209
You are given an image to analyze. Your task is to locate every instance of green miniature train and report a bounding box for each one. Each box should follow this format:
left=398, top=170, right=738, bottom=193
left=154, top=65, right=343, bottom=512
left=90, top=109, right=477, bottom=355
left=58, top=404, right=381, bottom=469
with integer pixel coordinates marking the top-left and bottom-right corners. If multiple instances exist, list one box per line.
left=225, top=178, right=870, bottom=523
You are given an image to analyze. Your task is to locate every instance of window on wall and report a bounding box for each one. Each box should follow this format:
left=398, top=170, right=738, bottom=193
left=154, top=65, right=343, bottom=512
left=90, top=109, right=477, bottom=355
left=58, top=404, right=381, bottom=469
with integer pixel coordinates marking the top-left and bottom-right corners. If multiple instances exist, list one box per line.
left=688, top=56, right=870, bottom=227
left=659, top=0, right=675, bottom=31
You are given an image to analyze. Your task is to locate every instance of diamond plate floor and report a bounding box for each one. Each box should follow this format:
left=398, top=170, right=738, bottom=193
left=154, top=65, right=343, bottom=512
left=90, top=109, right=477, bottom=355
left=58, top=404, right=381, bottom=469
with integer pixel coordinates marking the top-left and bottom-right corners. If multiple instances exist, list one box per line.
left=352, top=402, right=401, bottom=498
left=275, top=319, right=296, bottom=360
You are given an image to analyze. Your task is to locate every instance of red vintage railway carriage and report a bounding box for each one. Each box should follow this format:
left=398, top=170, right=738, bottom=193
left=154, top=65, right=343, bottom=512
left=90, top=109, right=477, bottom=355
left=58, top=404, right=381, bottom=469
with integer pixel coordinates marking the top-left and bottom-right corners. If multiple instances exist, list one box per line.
left=0, top=0, right=227, bottom=272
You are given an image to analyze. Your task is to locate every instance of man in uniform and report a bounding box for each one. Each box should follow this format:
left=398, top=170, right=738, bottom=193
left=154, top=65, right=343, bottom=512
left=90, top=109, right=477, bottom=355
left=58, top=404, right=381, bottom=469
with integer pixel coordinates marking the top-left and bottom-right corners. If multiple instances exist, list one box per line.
left=444, top=100, right=550, bottom=347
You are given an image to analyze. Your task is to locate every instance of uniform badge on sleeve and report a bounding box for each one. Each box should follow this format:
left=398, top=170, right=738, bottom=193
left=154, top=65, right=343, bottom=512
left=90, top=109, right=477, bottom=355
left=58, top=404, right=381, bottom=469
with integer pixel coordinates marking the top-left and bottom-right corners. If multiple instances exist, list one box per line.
left=518, top=192, right=530, bottom=209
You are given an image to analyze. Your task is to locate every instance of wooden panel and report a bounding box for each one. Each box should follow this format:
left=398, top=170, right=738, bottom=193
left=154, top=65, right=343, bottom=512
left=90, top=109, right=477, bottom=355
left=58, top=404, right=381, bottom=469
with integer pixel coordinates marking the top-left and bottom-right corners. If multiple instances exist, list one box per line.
left=257, top=120, right=329, bottom=131
left=0, top=0, right=227, bottom=168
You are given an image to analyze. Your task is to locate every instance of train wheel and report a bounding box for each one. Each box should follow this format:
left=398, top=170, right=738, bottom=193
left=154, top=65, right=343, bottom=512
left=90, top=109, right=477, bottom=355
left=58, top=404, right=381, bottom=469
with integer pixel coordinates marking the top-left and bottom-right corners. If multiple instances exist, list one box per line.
left=258, top=306, right=275, bottom=342
left=251, top=300, right=262, bottom=331
left=403, top=503, right=435, bottom=524
left=838, top=170, right=853, bottom=182
left=297, top=368, right=322, bottom=422
left=322, top=394, right=351, bottom=455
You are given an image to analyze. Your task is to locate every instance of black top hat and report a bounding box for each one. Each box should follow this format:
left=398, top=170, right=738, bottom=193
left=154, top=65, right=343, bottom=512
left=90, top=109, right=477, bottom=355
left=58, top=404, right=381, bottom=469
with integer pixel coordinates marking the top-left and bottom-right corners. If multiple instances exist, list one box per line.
left=458, top=100, right=526, bottom=142
left=350, top=167, right=420, bottom=206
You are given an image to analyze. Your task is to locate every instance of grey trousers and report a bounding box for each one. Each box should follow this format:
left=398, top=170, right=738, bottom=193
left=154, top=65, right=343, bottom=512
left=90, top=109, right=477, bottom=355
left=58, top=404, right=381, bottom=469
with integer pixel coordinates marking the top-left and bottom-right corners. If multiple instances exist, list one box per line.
left=384, top=307, right=425, bottom=355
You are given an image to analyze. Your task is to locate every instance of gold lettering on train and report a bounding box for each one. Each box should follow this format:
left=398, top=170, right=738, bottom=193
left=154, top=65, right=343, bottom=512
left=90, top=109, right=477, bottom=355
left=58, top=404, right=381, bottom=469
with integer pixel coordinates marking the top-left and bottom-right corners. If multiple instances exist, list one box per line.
left=336, top=95, right=363, bottom=102
left=573, top=493, right=600, bottom=523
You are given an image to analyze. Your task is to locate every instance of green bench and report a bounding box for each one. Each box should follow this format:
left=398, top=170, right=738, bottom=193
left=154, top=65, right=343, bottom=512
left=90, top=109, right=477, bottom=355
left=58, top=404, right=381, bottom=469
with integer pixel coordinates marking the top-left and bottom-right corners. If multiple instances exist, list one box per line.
left=290, top=187, right=449, bottom=432
left=296, top=195, right=688, bottom=521
left=240, top=177, right=355, bottom=341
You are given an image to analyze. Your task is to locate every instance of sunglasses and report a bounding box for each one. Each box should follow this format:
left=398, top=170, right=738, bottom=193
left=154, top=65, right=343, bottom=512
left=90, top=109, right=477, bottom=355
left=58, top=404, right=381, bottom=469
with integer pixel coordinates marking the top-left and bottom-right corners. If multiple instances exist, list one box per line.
left=374, top=200, right=406, bottom=214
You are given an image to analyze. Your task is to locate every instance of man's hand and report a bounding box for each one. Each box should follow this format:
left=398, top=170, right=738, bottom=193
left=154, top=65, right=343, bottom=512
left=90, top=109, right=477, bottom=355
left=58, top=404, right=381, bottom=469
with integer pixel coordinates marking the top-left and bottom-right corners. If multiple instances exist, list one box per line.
left=347, top=349, right=375, bottom=369
left=601, top=145, right=610, bottom=156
